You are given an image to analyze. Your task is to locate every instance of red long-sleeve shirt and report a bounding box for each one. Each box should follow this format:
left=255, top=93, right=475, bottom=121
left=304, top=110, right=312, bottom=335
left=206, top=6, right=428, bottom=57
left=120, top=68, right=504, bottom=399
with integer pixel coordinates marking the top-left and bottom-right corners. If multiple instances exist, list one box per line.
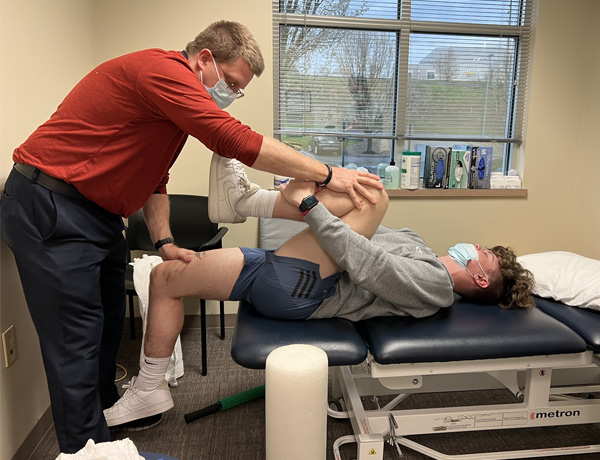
left=13, top=49, right=263, bottom=216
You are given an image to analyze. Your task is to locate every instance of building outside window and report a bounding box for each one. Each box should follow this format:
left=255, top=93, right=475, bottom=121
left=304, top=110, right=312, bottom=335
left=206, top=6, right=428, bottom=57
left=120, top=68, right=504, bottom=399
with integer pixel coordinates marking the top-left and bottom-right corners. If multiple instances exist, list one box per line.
left=273, top=0, right=536, bottom=174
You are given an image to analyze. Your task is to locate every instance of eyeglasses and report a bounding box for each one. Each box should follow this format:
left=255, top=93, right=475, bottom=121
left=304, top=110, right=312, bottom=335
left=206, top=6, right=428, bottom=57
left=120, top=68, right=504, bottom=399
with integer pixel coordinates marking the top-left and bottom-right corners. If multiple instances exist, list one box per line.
left=214, top=57, right=245, bottom=100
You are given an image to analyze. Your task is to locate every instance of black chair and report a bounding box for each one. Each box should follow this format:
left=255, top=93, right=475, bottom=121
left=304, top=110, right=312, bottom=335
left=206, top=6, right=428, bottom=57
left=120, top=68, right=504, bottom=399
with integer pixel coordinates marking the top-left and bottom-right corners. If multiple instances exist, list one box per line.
left=125, top=194, right=228, bottom=376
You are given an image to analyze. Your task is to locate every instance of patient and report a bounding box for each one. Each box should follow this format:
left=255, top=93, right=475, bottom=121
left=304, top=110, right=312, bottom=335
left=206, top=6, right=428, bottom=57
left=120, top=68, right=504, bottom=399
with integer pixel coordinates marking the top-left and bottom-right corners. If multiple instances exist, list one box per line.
left=104, top=157, right=535, bottom=427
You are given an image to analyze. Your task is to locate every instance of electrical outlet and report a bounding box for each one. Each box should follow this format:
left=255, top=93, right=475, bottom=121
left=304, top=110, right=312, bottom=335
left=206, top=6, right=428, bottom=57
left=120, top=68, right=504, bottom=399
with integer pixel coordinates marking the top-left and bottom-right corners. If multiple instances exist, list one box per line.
left=2, top=325, right=17, bottom=368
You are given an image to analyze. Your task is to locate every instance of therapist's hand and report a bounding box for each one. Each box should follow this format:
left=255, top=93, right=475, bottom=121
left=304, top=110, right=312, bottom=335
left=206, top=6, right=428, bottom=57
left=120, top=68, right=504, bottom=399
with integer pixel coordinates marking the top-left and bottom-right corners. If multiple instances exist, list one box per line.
left=158, top=244, right=196, bottom=263
left=326, top=167, right=383, bottom=210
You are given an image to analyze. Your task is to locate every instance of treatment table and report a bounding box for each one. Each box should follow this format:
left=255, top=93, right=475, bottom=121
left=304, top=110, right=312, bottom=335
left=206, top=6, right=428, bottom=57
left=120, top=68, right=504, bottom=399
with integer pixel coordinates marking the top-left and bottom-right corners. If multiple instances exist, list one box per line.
left=231, top=296, right=600, bottom=459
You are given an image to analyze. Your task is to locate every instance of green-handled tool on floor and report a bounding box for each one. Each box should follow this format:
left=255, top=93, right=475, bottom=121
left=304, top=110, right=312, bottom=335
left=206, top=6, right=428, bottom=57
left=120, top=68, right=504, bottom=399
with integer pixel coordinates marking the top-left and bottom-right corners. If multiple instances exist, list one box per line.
left=184, top=384, right=265, bottom=423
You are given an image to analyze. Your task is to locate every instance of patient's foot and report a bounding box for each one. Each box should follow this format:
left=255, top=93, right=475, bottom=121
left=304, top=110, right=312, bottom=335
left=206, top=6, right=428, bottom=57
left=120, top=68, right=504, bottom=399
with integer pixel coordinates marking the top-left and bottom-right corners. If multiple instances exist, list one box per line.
left=209, top=154, right=277, bottom=223
left=103, top=376, right=174, bottom=427
left=209, top=154, right=259, bottom=223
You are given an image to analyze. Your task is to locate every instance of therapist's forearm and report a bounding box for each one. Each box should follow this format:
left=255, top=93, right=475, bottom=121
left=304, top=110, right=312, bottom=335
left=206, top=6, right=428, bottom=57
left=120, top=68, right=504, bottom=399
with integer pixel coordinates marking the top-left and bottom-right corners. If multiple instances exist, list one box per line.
left=141, top=193, right=172, bottom=245
left=252, top=136, right=330, bottom=183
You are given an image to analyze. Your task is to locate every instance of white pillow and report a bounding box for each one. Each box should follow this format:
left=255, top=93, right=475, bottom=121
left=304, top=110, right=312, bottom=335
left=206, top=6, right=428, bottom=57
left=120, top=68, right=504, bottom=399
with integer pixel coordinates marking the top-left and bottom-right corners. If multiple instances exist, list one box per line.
left=517, top=251, right=600, bottom=311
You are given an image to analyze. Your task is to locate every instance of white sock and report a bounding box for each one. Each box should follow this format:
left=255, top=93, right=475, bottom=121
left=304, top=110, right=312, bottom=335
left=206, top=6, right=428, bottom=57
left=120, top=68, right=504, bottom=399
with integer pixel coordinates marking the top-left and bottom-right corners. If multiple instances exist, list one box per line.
left=136, top=353, right=170, bottom=390
left=236, top=189, right=278, bottom=218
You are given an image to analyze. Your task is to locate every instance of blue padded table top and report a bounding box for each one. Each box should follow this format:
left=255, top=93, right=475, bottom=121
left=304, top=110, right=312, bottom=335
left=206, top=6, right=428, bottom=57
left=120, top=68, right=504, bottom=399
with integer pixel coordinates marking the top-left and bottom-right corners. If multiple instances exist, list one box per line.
left=358, top=297, right=588, bottom=365
left=231, top=301, right=368, bottom=369
left=535, top=296, right=600, bottom=352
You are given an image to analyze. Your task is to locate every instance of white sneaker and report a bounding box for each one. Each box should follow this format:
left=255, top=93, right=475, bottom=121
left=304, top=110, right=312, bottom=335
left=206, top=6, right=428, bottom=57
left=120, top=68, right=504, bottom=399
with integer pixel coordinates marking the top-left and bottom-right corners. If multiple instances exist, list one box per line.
left=103, top=376, right=174, bottom=427
left=209, top=154, right=260, bottom=224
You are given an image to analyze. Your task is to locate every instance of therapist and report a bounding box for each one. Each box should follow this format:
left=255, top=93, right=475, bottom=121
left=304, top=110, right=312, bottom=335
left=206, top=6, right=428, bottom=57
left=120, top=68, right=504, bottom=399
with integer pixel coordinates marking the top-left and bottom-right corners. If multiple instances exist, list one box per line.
left=0, top=19, right=381, bottom=453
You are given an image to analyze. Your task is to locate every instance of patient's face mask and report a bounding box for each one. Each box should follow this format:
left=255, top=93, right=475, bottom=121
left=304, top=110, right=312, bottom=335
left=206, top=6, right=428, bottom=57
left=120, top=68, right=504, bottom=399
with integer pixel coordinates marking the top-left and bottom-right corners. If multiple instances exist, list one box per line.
left=200, top=57, right=238, bottom=109
left=448, top=243, right=488, bottom=280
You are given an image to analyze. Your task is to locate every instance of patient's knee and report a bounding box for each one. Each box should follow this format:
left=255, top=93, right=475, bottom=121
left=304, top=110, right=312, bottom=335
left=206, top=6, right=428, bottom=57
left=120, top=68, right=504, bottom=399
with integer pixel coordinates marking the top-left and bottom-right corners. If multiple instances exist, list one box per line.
left=376, top=186, right=389, bottom=208
left=367, top=185, right=389, bottom=214
left=149, top=260, right=178, bottom=291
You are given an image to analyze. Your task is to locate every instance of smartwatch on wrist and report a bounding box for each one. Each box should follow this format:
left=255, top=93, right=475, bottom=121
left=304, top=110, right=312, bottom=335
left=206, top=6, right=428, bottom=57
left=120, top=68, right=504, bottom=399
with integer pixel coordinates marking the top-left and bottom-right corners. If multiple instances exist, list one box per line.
left=299, top=195, right=319, bottom=214
left=154, top=237, right=175, bottom=250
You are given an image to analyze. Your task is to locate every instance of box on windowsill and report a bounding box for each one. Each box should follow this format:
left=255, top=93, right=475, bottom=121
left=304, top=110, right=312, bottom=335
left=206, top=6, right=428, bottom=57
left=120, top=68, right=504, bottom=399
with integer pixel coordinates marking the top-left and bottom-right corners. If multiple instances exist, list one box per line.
left=448, top=150, right=471, bottom=189
left=490, top=173, right=522, bottom=189
left=423, top=146, right=451, bottom=189
left=490, top=172, right=506, bottom=189
left=469, top=146, right=493, bottom=189
left=504, top=176, right=522, bottom=189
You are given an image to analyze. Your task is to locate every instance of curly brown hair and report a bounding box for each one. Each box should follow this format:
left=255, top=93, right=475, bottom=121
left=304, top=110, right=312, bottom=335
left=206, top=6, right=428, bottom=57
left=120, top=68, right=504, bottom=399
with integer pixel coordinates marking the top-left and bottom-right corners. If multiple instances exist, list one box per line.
left=488, top=246, right=536, bottom=309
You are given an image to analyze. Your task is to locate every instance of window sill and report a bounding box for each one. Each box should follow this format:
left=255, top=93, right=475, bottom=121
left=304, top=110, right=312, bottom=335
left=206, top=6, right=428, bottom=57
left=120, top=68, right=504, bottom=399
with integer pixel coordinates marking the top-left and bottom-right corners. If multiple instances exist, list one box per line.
left=386, top=188, right=527, bottom=198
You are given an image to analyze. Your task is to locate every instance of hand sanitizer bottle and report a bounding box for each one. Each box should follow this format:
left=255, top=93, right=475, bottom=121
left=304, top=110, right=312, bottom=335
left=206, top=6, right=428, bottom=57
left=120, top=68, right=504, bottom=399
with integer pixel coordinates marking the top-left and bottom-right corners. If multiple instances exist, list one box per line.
left=384, top=159, right=400, bottom=189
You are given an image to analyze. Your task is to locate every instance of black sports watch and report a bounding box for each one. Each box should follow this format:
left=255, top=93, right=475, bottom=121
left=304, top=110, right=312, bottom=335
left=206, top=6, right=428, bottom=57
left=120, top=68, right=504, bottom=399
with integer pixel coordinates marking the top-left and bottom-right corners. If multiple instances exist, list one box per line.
left=299, top=195, right=319, bottom=213
left=154, top=237, right=175, bottom=250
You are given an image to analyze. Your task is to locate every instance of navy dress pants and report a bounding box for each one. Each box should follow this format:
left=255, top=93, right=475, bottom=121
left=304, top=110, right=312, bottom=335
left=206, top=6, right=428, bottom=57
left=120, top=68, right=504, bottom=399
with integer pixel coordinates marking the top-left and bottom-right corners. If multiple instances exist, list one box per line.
left=1, top=168, right=126, bottom=453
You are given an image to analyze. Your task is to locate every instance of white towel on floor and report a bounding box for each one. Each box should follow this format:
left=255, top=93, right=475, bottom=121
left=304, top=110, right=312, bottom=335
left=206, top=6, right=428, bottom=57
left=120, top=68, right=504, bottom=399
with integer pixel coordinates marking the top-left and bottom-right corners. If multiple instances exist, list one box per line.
left=132, top=254, right=184, bottom=387
left=55, top=438, right=144, bottom=459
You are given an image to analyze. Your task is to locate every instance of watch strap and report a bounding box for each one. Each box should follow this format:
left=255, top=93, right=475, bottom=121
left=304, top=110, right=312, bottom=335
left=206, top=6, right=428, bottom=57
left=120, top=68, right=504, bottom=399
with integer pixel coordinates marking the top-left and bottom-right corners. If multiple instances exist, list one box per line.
left=154, top=237, right=175, bottom=250
left=299, top=195, right=319, bottom=214
left=317, top=164, right=333, bottom=187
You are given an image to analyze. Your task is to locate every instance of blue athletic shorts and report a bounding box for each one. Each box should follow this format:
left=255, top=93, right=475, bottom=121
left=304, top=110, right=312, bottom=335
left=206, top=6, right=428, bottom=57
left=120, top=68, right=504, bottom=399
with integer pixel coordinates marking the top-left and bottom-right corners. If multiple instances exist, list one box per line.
left=229, top=247, right=341, bottom=320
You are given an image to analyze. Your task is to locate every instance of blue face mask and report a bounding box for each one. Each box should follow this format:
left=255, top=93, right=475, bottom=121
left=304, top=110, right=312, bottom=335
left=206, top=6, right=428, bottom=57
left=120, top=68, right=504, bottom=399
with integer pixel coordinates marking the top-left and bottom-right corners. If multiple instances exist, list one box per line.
left=200, top=57, right=238, bottom=109
left=448, top=243, right=487, bottom=279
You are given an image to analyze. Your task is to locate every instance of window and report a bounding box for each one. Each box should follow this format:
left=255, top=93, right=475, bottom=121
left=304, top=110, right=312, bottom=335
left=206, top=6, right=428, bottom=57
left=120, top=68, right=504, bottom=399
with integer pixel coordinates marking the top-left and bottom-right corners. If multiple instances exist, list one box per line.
left=273, top=0, right=536, bottom=174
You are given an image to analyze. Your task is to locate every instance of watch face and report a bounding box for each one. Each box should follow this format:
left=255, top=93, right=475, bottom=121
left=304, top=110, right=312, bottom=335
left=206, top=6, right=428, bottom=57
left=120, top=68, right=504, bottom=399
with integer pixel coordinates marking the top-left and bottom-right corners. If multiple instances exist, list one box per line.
left=300, top=195, right=319, bottom=212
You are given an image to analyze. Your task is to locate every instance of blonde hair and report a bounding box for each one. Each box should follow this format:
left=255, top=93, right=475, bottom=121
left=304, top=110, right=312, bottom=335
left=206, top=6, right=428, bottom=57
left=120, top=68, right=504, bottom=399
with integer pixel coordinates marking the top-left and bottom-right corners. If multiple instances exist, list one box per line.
left=186, top=20, right=265, bottom=77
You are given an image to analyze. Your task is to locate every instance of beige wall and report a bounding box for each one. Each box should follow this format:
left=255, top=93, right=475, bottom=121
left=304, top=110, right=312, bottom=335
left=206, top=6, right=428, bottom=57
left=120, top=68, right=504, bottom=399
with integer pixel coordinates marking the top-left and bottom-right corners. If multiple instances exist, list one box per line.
left=570, top=2, right=600, bottom=258
left=1, top=2, right=97, bottom=458
left=1, top=0, right=599, bottom=458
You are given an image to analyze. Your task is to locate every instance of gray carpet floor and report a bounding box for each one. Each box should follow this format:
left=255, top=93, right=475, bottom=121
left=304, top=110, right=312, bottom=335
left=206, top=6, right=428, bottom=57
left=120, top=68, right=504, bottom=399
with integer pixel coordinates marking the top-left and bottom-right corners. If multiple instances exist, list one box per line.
left=31, top=327, right=600, bottom=460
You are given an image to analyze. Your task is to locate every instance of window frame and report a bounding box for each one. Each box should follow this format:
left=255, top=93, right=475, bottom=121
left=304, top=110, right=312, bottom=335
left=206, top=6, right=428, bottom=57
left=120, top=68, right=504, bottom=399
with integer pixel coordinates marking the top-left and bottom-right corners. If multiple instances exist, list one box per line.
left=272, top=0, right=536, bottom=173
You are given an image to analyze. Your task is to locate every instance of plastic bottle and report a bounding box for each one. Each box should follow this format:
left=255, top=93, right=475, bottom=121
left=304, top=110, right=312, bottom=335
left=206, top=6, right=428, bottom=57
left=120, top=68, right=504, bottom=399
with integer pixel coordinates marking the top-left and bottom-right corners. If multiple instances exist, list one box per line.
left=376, top=162, right=388, bottom=180
left=400, top=151, right=421, bottom=189
left=384, top=159, right=400, bottom=189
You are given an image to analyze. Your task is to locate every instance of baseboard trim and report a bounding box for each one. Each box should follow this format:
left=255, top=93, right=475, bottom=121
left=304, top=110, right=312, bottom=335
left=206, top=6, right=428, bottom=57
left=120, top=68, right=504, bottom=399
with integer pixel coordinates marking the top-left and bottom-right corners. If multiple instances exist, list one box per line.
left=13, top=406, right=53, bottom=460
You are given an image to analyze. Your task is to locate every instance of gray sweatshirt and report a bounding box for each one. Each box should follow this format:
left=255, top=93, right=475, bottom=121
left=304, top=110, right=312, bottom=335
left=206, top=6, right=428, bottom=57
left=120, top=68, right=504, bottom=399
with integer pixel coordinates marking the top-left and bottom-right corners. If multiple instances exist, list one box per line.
left=305, top=203, right=454, bottom=321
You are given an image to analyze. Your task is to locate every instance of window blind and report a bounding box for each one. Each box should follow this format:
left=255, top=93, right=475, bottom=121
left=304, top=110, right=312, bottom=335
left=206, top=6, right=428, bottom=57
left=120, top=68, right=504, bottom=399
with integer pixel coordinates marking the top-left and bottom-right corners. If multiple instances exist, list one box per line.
left=273, top=0, right=536, bottom=171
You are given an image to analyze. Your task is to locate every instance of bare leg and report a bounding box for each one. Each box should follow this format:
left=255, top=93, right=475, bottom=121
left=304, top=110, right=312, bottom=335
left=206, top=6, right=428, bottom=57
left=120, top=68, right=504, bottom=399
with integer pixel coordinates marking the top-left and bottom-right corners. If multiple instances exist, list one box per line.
left=275, top=185, right=388, bottom=278
left=272, top=187, right=356, bottom=221
left=144, top=185, right=385, bottom=357
left=144, top=248, right=245, bottom=358
left=103, top=248, right=246, bottom=424
left=209, top=154, right=382, bottom=224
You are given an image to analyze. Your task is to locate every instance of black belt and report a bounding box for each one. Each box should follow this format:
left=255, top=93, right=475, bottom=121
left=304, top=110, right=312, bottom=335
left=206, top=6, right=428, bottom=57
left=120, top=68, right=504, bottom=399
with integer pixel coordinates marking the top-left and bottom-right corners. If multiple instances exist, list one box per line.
left=14, top=163, right=84, bottom=200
